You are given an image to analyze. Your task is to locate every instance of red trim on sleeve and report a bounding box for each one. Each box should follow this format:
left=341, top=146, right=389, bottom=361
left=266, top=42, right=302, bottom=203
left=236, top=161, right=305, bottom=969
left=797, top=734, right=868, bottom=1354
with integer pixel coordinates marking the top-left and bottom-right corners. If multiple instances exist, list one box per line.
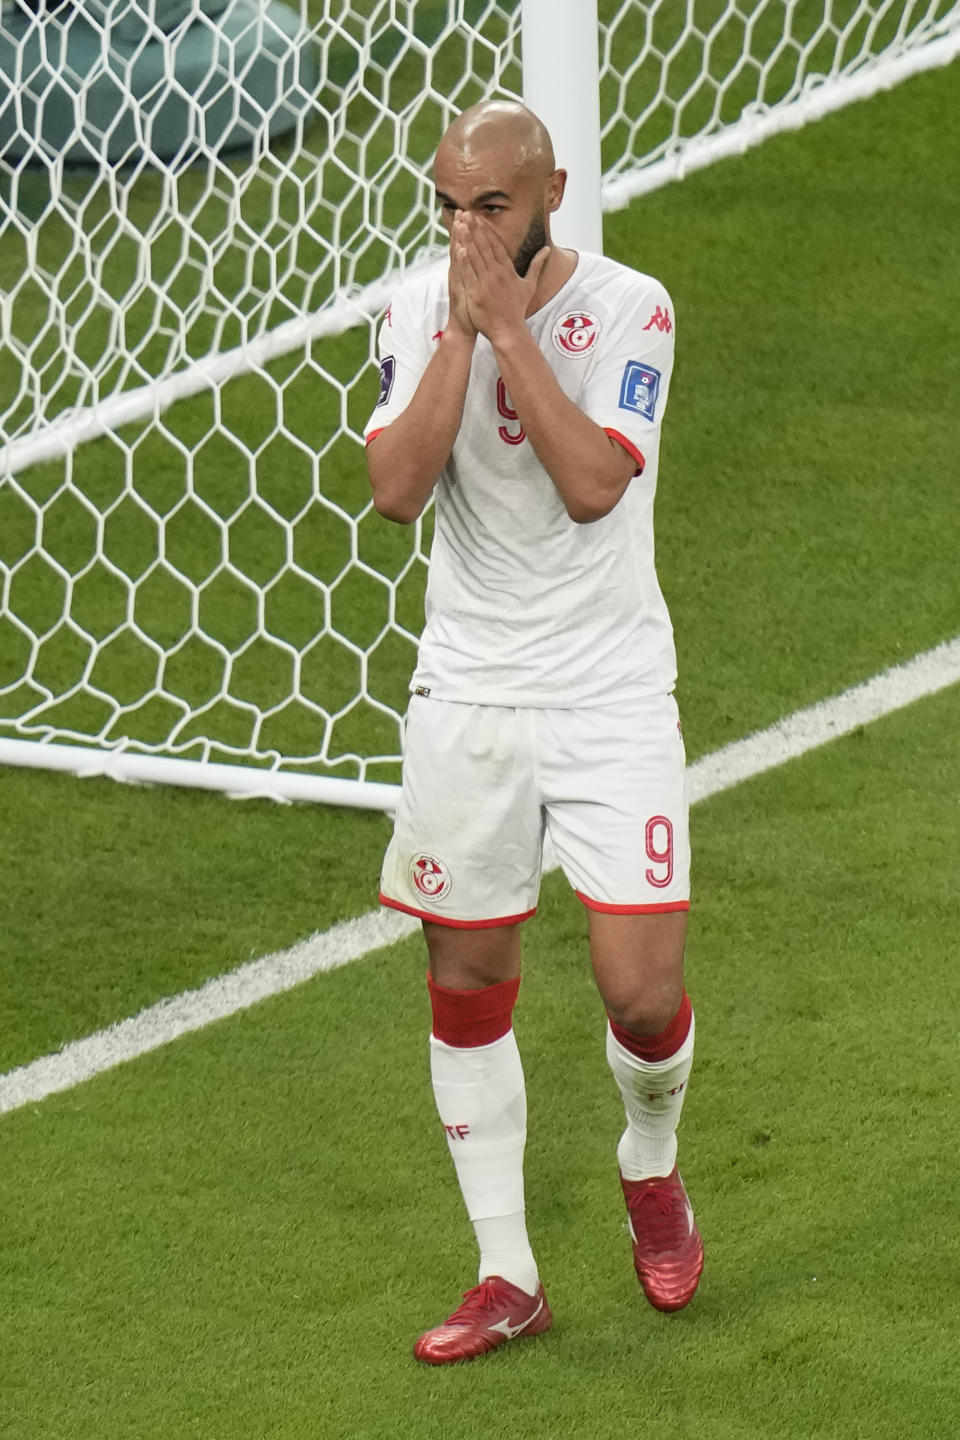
left=380, top=892, right=537, bottom=929
left=575, top=891, right=689, bottom=915
left=604, top=428, right=645, bottom=475
left=365, top=428, right=386, bottom=446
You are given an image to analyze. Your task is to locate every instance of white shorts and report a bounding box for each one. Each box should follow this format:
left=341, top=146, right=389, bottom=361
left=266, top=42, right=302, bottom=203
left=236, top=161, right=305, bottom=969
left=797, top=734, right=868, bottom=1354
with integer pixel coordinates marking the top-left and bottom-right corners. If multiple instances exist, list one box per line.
left=380, top=693, right=690, bottom=928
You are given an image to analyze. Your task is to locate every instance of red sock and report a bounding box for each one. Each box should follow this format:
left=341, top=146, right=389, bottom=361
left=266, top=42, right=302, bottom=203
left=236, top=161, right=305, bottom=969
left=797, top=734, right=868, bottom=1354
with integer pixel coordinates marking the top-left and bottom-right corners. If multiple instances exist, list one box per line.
left=427, top=972, right=521, bottom=1047
left=608, top=991, right=693, bottom=1063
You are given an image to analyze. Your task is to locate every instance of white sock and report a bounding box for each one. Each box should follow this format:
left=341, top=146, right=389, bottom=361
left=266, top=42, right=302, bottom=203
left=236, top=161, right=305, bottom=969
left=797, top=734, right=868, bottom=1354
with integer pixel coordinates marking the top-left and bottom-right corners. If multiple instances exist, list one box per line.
left=606, top=1013, right=695, bottom=1181
left=430, top=1030, right=539, bottom=1296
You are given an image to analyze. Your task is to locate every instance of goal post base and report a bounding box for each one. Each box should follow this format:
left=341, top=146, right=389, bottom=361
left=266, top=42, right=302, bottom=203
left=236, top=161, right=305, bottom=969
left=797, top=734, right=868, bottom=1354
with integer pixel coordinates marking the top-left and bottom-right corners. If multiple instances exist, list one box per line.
left=0, top=738, right=401, bottom=813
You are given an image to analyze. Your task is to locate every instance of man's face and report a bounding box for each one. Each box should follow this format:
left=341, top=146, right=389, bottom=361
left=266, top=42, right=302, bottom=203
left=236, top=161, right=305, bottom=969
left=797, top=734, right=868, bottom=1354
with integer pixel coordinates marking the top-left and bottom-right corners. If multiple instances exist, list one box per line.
left=433, top=139, right=557, bottom=275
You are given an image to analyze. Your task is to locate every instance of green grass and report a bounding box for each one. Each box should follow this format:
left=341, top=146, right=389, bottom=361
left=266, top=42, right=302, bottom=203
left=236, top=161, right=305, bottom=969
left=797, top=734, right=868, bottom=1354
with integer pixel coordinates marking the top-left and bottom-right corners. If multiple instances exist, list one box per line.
left=0, top=766, right=392, bottom=1072
left=632, top=56, right=960, bottom=749
left=1, top=43, right=959, bottom=1440
left=3, top=55, right=958, bottom=775
left=2, top=54, right=958, bottom=1061
left=3, top=682, right=959, bottom=1439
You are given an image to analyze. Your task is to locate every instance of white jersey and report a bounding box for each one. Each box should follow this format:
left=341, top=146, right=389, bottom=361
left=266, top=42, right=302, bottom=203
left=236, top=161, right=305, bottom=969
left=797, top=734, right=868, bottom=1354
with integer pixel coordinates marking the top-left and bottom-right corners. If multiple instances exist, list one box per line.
left=365, top=250, right=678, bottom=708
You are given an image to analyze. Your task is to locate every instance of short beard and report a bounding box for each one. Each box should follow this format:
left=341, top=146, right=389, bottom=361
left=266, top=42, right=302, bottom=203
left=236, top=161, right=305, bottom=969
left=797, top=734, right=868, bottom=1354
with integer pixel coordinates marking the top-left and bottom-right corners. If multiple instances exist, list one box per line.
left=513, top=213, right=548, bottom=277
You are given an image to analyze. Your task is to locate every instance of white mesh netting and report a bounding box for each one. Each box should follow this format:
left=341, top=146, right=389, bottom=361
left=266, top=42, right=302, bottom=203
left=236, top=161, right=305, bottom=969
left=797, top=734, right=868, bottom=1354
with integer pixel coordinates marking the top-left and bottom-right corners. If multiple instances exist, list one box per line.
left=1, top=0, right=958, bottom=794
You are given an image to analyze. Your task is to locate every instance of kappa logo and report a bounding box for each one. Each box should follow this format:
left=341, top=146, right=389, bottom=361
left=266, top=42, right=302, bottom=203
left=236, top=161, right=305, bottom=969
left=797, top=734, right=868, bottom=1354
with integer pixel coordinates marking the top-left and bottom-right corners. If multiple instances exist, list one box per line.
left=643, top=304, right=672, bottom=333
left=410, top=853, right=452, bottom=902
left=552, top=310, right=600, bottom=357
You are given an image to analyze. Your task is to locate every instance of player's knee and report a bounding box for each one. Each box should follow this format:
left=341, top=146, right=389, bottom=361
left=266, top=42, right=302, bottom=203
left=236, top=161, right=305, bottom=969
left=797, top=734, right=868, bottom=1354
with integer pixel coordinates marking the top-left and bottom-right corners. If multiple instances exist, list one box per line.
left=606, top=984, right=684, bottom=1039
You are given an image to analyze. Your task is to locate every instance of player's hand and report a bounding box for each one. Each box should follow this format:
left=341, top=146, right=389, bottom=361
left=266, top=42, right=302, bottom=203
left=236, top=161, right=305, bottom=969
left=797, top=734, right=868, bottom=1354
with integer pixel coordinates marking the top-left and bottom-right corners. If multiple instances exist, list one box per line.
left=446, top=237, right=478, bottom=341
left=453, top=212, right=550, bottom=344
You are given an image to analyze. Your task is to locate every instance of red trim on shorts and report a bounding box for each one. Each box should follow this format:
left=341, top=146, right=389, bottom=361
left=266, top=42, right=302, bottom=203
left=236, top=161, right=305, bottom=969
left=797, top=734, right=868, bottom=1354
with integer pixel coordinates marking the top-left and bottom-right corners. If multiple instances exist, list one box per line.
left=427, top=972, right=521, bottom=1047
left=379, top=892, right=537, bottom=929
left=365, top=428, right=386, bottom=445
left=575, top=891, right=689, bottom=915
left=608, top=991, right=693, bottom=1063
left=603, top=428, right=645, bottom=474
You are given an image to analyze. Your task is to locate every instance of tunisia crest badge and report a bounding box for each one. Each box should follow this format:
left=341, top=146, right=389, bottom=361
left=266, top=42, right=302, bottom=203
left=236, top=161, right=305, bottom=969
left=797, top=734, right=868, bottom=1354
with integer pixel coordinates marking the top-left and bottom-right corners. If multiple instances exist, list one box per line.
left=552, top=311, right=600, bottom=357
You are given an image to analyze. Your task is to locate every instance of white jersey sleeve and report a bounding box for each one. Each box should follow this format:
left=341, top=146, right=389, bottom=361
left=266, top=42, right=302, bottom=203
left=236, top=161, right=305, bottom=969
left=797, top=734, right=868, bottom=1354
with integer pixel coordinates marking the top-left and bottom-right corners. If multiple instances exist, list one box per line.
left=363, top=275, right=439, bottom=442
left=579, top=278, right=675, bottom=475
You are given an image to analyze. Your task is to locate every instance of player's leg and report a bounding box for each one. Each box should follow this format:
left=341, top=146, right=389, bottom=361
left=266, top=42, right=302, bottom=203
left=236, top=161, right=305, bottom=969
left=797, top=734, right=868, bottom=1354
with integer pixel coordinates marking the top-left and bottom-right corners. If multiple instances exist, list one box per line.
left=379, top=698, right=549, bottom=1361
left=424, top=923, right=529, bottom=1293
left=588, top=908, right=701, bottom=1311
left=424, top=916, right=522, bottom=988
left=588, top=908, right=693, bottom=1178
left=588, top=908, right=686, bottom=1035
left=540, top=694, right=702, bottom=1310
left=416, top=919, right=550, bottom=1362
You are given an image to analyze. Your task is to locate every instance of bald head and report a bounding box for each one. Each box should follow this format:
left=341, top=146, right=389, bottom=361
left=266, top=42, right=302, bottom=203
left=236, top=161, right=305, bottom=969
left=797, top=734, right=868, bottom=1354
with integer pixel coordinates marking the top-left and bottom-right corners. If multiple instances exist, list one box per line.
left=438, top=99, right=556, bottom=179
left=432, top=100, right=566, bottom=276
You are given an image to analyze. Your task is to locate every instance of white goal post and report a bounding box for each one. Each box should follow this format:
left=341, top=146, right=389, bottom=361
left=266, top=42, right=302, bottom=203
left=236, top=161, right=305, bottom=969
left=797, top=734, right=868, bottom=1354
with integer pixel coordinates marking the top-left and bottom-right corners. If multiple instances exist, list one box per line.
left=2, top=0, right=959, bottom=809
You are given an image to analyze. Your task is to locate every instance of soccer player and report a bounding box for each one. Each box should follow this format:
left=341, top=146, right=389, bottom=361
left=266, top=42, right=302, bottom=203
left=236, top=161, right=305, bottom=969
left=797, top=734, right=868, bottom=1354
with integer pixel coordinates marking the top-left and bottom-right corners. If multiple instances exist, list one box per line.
left=364, top=99, right=702, bottom=1364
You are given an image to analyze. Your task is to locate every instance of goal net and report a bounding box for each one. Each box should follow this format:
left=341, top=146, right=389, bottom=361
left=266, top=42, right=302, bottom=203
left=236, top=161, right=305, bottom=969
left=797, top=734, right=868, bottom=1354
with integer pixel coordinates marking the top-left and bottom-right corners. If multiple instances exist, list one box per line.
left=2, top=0, right=958, bottom=805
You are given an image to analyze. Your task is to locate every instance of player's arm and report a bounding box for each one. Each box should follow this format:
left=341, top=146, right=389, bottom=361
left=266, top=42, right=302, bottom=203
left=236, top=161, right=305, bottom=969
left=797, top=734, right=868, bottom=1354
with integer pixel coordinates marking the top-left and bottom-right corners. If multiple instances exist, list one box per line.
left=366, top=256, right=478, bottom=526
left=366, top=330, right=476, bottom=524
left=491, top=330, right=635, bottom=523
left=455, top=215, right=635, bottom=524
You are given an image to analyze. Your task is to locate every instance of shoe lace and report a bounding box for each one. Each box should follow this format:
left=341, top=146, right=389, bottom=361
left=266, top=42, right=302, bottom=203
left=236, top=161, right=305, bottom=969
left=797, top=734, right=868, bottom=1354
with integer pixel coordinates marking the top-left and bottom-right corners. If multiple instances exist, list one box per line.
left=630, top=1184, right=688, bottom=1250
left=448, top=1280, right=506, bottom=1326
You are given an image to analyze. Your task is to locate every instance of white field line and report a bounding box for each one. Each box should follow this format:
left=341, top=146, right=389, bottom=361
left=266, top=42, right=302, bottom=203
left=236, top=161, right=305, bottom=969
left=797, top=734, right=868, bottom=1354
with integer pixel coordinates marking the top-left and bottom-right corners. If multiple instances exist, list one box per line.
left=2, top=635, right=959, bottom=1118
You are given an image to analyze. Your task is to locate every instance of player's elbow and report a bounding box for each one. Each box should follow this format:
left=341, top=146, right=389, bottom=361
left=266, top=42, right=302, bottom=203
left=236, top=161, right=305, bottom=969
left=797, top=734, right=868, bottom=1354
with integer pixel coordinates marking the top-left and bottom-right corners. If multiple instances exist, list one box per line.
left=564, top=464, right=632, bottom=524
left=566, top=501, right=604, bottom=524
left=366, top=455, right=418, bottom=526
left=371, top=485, right=423, bottom=525
left=565, top=490, right=622, bottom=525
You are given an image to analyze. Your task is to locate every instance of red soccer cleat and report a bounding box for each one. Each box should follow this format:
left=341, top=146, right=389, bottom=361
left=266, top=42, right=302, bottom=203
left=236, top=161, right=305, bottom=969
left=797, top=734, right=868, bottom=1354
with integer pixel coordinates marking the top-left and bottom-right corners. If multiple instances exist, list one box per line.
left=413, top=1276, right=552, bottom=1364
left=621, top=1165, right=704, bottom=1312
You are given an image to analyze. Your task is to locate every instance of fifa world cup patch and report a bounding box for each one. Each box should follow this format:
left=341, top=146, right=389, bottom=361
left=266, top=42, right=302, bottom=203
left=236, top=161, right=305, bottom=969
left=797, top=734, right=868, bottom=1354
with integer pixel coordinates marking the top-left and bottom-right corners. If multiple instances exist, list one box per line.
left=618, top=360, right=661, bottom=421
left=377, top=355, right=396, bottom=407
left=410, top=853, right=453, bottom=903
left=552, top=310, right=600, bottom=357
